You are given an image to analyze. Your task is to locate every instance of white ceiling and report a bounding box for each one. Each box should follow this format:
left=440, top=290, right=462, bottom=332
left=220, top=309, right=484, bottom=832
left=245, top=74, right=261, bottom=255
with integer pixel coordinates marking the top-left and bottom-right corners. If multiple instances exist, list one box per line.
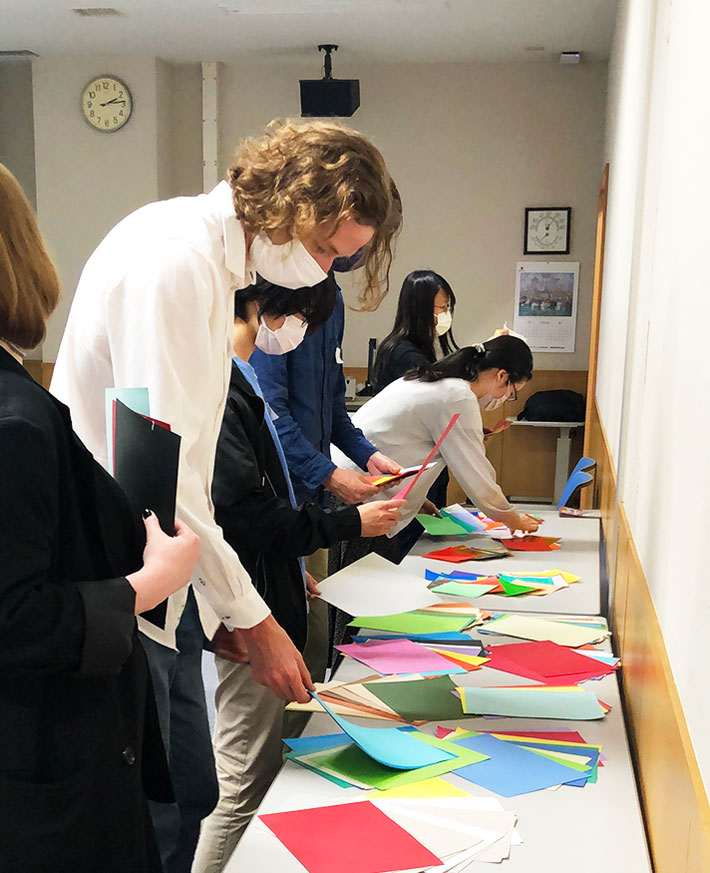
left=3, top=0, right=617, bottom=66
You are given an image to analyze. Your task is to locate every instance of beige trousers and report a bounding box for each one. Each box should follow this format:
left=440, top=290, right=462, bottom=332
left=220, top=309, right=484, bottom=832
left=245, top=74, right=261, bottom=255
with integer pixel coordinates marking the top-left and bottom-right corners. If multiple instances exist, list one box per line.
left=191, top=658, right=284, bottom=873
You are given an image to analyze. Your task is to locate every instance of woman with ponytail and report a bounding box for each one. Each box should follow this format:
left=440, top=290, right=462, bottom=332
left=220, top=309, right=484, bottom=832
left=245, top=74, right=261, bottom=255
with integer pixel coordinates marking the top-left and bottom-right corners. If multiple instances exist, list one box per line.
left=332, top=335, right=541, bottom=539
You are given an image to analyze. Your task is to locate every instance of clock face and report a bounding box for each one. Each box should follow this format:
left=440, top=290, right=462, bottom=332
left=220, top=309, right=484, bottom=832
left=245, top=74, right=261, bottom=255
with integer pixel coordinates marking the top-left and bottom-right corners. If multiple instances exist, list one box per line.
left=81, top=75, right=132, bottom=132
left=525, top=208, right=571, bottom=254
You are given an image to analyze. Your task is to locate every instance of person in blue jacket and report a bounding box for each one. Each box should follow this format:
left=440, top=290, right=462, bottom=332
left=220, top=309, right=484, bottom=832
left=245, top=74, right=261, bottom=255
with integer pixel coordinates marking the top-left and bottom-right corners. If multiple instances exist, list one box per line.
left=250, top=270, right=400, bottom=682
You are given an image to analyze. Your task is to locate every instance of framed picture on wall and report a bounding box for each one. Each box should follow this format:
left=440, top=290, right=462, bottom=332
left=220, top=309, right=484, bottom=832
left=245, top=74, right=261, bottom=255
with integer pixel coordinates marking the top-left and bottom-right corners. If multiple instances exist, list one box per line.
left=524, top=207, right=571, bottom=254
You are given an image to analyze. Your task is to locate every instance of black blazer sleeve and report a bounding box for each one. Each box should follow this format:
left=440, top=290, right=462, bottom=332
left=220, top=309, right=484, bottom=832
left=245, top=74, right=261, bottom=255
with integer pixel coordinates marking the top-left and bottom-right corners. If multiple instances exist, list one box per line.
left=0, top=416, right=136, bottom=678
left=212, top=397, right=361, bottom=558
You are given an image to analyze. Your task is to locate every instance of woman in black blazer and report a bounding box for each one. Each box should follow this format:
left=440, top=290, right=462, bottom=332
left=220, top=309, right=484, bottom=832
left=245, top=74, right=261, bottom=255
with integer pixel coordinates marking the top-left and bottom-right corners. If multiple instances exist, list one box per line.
left=0, top=164, right=200, bottom=872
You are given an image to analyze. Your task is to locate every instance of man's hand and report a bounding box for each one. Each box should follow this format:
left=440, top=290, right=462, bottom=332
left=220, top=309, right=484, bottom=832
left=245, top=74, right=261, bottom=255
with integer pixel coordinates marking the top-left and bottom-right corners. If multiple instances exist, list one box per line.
left=305, top=571, right=321, bottom=601
left=212, top=624, right=249, bottom=664
left=324, top=467, right=379, bottom=504
left=240, top=615, right=314, bottom=702
left=357, top=498, right=406, bottom=537
left=419, top=499, right=441, bottom=517
left=366, top=451, right=401, bottom=476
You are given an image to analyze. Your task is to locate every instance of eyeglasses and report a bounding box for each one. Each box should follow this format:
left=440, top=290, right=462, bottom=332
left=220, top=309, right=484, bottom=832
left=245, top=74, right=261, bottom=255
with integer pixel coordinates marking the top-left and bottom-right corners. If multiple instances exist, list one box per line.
left=433, top=303, right=451, bottom=314
left=506, top=381, right=519, bottom=402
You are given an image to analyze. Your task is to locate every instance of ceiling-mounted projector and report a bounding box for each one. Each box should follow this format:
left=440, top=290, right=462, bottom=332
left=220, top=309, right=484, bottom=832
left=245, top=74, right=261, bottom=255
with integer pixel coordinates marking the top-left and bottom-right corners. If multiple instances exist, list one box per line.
left=300, top=44, right=360, bottom=118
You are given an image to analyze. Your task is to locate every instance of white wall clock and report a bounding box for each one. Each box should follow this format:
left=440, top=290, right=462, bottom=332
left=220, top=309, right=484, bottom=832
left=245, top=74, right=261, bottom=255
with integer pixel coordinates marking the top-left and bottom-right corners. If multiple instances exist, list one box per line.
left=81, top=75, right=133, bottom=132
left=524, top=207, right=571, bottom=255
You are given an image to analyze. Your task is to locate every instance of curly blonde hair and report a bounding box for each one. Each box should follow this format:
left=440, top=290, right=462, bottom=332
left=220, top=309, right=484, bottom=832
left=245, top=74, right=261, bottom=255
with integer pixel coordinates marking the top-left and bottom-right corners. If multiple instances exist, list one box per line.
left=228, top=120, right=401, bottom=311
left=0, top=163, right=60, bottom=348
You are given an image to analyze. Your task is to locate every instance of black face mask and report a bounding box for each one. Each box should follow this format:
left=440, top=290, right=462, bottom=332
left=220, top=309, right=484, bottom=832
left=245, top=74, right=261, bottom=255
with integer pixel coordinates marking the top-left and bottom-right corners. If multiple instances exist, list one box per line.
left=331, top=246, right=367, bottom=273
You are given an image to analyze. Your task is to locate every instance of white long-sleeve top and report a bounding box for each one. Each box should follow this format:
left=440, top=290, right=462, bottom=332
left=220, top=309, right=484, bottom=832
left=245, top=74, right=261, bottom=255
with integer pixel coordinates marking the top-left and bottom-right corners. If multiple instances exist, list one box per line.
left=332, top=376, right=517, bottom=533
left=51, top=182, right=269, bottom=648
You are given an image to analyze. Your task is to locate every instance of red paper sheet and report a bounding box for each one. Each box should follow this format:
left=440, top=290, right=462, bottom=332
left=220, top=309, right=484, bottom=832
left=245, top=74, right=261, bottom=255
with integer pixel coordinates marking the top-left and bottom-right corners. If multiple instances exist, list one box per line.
left=484, top=641, right=615, bottom=684
left=498, top=536, right=561, bottom=552
left=259, top=801, right=441, bottom=873
left=423, top=545, right=498, bottom=563
left=395, top=413, right=460, bottom=499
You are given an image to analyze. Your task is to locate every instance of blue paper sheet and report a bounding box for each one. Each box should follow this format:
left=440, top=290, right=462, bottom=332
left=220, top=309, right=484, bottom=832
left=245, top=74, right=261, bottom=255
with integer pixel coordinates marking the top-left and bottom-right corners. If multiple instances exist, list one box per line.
left=424, top=569, right=489, bottom=583
left=351, top=632, right=479, bottom=644
left=283, top=733, right=352, bottom=755
left=310, top=692, right=455, bottom=770
left=452, top=733, right=587, bottom=796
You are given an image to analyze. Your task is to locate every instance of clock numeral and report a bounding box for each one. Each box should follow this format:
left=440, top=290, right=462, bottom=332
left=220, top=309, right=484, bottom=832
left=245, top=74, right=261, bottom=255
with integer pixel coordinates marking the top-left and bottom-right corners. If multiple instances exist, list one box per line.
left=113, top=116, right=118, bottom=124
left=102, top=81, right=110, bottom=89
left=97, top=116, right=102, bottom=123
left=104, top=119, right=110, bottom=127
left=87, top=101, right=92, bottom=108
left=118, top=91, right=123, bottom=98
left=89, top=90, right=96, bottom=99
left=119, top=110, right=124, bottom=116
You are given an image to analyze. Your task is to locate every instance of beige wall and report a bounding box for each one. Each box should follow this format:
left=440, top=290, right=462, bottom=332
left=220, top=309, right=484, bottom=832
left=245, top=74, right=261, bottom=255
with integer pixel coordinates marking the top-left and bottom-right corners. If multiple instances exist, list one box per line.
left=219, top=60, right=607, bottom=369
left=0, top=60, right=36, bottom=208
left=33, top=56, right=204, bottom=360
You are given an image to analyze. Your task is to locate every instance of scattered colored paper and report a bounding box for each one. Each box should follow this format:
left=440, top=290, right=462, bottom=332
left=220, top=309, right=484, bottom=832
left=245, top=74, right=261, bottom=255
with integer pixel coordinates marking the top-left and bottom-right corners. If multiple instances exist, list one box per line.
left=480, top=614, right=610, bottom=647
left=498, top=535, right=561, bottom=551
left=366, top=675, right=470, bottom=722
left=371, top=777, right=472, bottom=800
left=452, top=733, right=587, bottom=797
left=457, top=686, right=606, bottom=719
left=302, top=735, right=488, bottom=791
left=336, top=638, right=460, bottom=676
left=423, top=543, right=511, bottom=562
left=311, top=692, right=454, bottom=769
left=259, top=800, right=442, bottom=873
left=430, top=581, right=498, bottom=598
left=364, top=462, right=437, bottom=487
left=349, top=612, right=474, bottom=635
left=415, top=513, right=471, bottom=536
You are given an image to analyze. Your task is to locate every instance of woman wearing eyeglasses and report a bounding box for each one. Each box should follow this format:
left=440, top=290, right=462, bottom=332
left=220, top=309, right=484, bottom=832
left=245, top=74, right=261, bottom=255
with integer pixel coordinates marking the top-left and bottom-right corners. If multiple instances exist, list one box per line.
left=334, top=336, right=541, bottom=539
left=372, top=269, right=458, bottom=393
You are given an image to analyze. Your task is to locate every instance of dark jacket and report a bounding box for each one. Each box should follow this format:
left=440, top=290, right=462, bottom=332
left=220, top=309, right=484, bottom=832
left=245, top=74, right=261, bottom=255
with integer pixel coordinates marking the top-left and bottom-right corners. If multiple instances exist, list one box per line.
left=211, top=361, right=361, bottom=650
left=373, top=340, right=429, bottom=393
left=250, top=288, right=376, bottom=504
left=0, top=348, right=171, bottom=873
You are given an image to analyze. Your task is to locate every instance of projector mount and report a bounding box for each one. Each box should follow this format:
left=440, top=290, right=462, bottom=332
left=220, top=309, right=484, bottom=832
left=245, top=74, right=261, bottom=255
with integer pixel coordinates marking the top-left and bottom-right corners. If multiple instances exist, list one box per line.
left=317, top=44, right=338, bottom=80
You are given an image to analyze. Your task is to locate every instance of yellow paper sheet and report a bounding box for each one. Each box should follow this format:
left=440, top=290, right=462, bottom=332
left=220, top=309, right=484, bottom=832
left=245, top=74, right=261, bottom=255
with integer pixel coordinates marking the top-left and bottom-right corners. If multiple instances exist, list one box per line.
left=427, top=649, right=489, bottom=667
left=369, top=777, right=472, bottom=800
left=481, top=614, right=608, bottom=647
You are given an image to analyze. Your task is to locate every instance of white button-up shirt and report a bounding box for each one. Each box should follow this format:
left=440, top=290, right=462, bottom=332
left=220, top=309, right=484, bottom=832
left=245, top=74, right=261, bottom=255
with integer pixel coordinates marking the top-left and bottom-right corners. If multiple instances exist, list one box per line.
left=51, top=182, right=270, bottom=648
left=332, top=376, right=518, bottom=534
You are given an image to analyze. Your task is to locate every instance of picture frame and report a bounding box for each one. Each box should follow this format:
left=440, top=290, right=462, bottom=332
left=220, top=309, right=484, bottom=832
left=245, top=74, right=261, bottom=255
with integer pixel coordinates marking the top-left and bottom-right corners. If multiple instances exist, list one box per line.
left=524, top=207, right=571, bottom=255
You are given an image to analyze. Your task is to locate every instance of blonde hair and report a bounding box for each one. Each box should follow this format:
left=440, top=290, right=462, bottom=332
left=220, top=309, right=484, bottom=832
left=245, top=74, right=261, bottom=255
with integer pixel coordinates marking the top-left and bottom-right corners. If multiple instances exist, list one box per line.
left=0, top=163, right=60, bottom=348
left=228, top=120, right=401, bottom=311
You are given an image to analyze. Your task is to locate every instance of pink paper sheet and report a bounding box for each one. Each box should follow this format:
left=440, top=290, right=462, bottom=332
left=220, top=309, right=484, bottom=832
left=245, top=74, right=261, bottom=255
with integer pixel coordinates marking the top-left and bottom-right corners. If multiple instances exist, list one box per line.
left=336, top=638, right=457, bottom=675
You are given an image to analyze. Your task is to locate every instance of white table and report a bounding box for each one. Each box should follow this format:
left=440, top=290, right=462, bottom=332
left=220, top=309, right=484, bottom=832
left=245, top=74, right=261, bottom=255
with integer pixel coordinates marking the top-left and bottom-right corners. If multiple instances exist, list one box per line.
left=403, top=509, right=601, bottom=616
left=505, top=418, right=584, bottom=504
left=226, top=615, right=651, bottom=873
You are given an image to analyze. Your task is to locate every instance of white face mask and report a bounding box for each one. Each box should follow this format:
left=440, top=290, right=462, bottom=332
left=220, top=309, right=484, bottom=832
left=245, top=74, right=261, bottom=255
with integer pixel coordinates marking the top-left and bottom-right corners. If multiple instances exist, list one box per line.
left=254, top=314, right=308, bottom=355
left=480, top=393, right=508, bottom=412
left=248, top=235, right=328, bottom=290
left=435, top=310, right=452, bottom=336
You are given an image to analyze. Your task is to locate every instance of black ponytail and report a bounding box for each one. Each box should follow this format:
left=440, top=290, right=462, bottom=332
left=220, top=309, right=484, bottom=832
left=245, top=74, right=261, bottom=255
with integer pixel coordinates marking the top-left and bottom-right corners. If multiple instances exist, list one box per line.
left=404, top=335, right=533, bottom=384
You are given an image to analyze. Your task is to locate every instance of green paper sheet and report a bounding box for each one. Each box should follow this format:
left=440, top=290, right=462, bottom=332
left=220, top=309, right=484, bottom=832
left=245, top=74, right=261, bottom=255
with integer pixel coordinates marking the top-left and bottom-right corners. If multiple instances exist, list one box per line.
left=459, top=686, right=606, bottom=720
left=302, top=735, right=488, bottom=791
left=349, top=612, right=473, bottom=635
left=431, top=581, right=498, bottom=598
left=416, top=514, right=470, bottom=536
left=499, top=579, right=539, bottom=597
left=366, top=675, right=471, bottom=722
left=284, top=750, right=357, bottom=788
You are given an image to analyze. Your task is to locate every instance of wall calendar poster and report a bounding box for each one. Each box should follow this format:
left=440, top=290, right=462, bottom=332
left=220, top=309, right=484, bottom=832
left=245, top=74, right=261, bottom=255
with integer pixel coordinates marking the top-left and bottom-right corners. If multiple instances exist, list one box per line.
left=513, top=261, right=579, bottom=352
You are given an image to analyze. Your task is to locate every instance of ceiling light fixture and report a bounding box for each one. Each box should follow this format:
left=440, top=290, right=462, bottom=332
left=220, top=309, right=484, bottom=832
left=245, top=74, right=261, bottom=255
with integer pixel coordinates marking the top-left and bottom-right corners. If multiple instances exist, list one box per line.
left=560, top=51, right=581, bottom=65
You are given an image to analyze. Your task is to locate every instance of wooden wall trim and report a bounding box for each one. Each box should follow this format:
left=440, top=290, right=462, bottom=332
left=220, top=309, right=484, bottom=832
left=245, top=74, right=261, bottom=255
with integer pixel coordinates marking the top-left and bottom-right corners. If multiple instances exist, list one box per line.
left=614, top=502, right=710, bottom=873
left=588, top=400, right=710, bottom=873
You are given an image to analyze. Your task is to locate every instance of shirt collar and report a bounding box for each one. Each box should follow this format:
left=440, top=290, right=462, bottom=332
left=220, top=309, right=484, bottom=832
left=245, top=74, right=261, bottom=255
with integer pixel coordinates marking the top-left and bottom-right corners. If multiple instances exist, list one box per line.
left=207, top=181, right=256, bottom=289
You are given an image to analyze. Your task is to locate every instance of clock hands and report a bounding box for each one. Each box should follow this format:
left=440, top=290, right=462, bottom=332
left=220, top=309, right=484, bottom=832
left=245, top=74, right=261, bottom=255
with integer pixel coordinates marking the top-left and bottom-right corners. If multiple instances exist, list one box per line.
left=100, top=98, right=126, bottom=107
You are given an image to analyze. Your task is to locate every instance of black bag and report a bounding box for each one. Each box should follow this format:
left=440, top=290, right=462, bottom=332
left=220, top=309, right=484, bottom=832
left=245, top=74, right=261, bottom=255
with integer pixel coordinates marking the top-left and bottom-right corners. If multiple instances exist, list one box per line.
left=517, top=389, right=585, bottom=423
